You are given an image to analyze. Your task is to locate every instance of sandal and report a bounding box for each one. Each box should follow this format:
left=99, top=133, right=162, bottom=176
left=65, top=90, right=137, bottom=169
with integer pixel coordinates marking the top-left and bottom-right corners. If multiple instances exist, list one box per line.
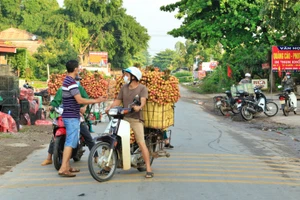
left=69, top=168, right=80, bottom=173
left=145, top=172, right=154, bottom=178
left=41, top=159, right=52, bottom=166
left=58, top=172, right=76, bottom=177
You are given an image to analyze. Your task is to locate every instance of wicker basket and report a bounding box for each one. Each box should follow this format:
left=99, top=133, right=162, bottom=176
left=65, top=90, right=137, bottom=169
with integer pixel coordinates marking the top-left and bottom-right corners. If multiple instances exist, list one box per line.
left=143, top=102, right=174, bottom=129
left=231, top=83, right=254, bottom=96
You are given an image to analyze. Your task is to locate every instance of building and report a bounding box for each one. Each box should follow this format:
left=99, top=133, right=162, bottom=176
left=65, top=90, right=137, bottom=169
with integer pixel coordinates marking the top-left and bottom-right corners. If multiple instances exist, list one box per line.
left=0, top=28, right=42, bottom=54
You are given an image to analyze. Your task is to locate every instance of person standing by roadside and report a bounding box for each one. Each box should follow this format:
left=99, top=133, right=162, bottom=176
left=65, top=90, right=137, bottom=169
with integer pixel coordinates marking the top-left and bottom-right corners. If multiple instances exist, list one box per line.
left=41, top=76, right=96, bottom=166
left=58, top=60, right=106, bottom=177
left=106, top=66, right=154, bottom=178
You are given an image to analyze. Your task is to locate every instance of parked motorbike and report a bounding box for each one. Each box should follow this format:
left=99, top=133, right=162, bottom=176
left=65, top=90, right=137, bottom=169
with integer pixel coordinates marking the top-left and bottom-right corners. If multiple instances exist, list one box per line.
left=88, top=96, right=170, bottom=182
left=50, top=107, right=87, bottom=170
left=214, top=90, right=240, bottom=115
left=239, top=86, right=278, bottom=121
left=277, top=86, right=297, bottom=116
left=34, top=89, right=50, bottom=105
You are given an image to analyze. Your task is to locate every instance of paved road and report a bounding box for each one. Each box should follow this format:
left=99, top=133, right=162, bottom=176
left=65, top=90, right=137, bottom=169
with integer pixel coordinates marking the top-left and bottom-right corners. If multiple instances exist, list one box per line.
left=1, top=97, right=300, bottom=200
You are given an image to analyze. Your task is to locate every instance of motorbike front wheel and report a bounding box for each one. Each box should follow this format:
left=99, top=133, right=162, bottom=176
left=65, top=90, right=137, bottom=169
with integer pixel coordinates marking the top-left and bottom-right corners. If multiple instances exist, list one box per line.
left=53, top=136, right=65, bottom=170
left=264, top=102, right=278, bottom=117
left=88, top=142, right=117, bottom=182
left=241, top=105, right=253, bottom=121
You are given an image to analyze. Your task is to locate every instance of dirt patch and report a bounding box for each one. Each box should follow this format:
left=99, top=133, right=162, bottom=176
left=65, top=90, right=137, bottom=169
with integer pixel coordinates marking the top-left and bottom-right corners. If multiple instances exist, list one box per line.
left=0, top=125, right=52, bottom=175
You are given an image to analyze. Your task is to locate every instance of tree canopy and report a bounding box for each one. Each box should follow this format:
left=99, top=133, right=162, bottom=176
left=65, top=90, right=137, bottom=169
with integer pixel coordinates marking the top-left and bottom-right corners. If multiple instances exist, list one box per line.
left=0, top=0, right=151, bottom=79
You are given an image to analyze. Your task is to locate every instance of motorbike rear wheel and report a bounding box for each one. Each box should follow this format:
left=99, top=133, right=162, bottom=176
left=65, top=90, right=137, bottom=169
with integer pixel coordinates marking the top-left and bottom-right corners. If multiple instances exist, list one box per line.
left=264, top=102, right=278, bottom=117
left=73, top=141, right=84, bottom=162
left=220, top=101, right=230, bottom=116
left=53, top=136, right=65, bottom=170
left=241, top=105, right=253, bottom=121
left=231, top=102, right=240, bottom=114
left=88, top=142, right=117, bottom=182
left=283, top=101, right=290, bottom=116
left=137, top=137, right=157, bottom=172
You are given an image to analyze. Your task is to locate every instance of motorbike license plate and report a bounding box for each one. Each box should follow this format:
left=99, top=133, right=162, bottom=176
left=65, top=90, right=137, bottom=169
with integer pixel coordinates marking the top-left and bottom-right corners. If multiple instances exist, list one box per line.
left=279, top=100, right=285, bottom=104
left=237, top=103, right=242, bottom=108
left=217, top=101, right=222, bottom=106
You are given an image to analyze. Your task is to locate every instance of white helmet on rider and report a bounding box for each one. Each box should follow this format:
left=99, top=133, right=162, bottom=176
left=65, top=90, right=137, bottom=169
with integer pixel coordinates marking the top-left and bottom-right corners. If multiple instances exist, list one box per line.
left=124, top=66, right=142, bottom=81
left=245, top=73, right=251, bottom=77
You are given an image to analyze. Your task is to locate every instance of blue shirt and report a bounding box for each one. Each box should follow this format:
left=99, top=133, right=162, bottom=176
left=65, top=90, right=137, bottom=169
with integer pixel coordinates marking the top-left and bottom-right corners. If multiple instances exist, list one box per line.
left=62, top=76, right=80, bottom=119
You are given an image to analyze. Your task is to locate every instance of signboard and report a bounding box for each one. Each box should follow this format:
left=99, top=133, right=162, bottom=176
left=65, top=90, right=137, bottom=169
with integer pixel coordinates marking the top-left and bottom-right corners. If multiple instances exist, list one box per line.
left=202, top=61, right=219, bottom=71
left=252, top=79, right=268, bottom=90
left=272, top=46, right=300, bottom=71
left=89, top=51, right=108, bottom=65
left=262, top=63, right=270, bottom=69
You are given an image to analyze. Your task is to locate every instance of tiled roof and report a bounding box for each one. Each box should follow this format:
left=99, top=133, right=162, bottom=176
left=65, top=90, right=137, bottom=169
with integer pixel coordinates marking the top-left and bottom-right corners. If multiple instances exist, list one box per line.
left=0, top=28, right=35, bottom=40
left=0, top=28, right=43, bottom=54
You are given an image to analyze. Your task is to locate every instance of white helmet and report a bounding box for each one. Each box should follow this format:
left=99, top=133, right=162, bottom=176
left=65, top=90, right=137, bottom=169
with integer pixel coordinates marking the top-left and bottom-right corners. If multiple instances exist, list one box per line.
left=245, top=73, right=251, bottom=77
left=124, top=66, right=142, bottom=81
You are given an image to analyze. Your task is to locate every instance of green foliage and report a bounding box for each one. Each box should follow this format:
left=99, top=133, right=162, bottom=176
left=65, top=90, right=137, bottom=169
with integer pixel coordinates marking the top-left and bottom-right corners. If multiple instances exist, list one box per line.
left=174, top=71, right=193, bottom=83
left=174, top=71, right=192, bottom=78
left=161, top=0, right=300, bottom=90
left=7, top=49, right=27, bottom=78
left=199, top=66, right=234, bottom=93
left=32, top=38, right=77, bottom=79
left=152, top=49, right=178, bottom=70
left=0, top=0, right=150, bottom=79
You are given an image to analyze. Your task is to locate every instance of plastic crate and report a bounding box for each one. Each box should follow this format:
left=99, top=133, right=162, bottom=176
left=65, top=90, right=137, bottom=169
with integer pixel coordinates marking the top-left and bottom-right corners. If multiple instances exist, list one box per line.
left=0, top=76, right=19, bottom=91
left=142, top=102, right=174, bottom=129
left=20, top=99, right=30, bottom=114
left=0, top=90, right=19, bottom=105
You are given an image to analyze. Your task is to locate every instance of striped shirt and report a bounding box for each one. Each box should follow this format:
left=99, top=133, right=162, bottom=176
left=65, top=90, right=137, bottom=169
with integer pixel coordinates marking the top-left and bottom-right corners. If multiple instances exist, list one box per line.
left=62, top=76, right=80, bottom=119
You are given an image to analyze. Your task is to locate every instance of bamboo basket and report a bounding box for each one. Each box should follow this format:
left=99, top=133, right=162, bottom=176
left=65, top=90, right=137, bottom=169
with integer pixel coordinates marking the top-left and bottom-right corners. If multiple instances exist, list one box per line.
left=143, top=102, right=174, bottom=129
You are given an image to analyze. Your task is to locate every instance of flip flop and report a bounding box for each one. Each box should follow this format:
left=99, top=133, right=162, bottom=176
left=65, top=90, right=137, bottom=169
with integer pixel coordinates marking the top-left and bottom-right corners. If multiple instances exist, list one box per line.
left=145, top=172, right=154, bottom=178
left=69, top=168, right=80, bottom=173
left=58, top=172, right=76, bottom=177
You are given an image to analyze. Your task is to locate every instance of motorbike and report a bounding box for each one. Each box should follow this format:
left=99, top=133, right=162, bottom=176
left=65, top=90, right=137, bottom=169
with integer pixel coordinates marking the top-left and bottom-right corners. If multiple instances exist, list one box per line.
left=277, top=86, right=297, bottom=116
left=239, top=86, right=278, bottom=121
left=88, top=96, right=170, bottom=182
left=50, top=107, right=87, bottom=170
left=214, top=90, right=240, bottom=116
left=34, top=88, right=50, bottom=105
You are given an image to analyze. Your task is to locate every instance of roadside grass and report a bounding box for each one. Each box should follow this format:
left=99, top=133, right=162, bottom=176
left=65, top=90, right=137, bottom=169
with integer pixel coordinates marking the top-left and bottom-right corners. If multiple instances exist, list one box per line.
left=181, top=84, right=204, bottom=94
left=20, top=79, right=48, bottom=89
left=0, top=133, right=15, bottom=139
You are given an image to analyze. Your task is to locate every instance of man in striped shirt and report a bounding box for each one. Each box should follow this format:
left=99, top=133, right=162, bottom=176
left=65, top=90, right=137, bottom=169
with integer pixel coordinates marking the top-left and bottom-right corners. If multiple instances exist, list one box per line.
left=58, top=60, right=106, bottom=177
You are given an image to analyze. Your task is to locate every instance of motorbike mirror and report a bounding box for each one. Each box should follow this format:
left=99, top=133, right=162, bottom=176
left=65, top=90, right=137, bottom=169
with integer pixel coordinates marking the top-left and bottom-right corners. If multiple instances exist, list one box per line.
left=133, top=95, right=141, bottom=106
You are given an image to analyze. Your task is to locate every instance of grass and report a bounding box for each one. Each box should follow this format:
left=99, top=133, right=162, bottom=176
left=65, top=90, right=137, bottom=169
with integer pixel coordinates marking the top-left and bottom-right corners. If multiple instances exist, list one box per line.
left=20, top=79, right=48, bottom=89
left=0, top=133, right=15, bottom=139
left=183, top=85, right=204, bottom=93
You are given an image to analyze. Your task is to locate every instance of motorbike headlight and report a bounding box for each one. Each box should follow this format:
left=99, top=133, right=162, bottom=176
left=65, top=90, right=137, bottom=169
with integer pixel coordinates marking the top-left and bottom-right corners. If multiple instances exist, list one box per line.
left=108, top=108, right=118, bottom=116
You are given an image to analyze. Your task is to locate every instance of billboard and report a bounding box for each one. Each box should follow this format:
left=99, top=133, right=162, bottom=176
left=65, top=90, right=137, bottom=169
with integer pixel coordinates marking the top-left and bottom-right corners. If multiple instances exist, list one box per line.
left=89, top=51, right=108, bottom=66
left=272, top=46, right=300, bottom=71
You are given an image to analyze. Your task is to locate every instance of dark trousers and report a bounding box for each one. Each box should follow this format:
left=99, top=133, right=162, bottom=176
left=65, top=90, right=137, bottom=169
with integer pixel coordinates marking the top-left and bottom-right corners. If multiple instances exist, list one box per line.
left=48, top=122, right=95, bottom=154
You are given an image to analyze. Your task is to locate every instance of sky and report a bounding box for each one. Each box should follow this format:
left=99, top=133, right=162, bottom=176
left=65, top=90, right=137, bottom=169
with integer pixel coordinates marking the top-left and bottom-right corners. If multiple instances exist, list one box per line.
left=56, top=0, right=185, bottom=56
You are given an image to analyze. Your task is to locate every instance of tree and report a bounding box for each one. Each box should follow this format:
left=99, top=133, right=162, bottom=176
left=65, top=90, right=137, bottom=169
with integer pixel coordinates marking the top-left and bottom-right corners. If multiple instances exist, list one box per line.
left=32, top=38, right=77, bottom=79
left=152, top=49, right=178, bottom=70
left=161, top=0, right=300, bottom=91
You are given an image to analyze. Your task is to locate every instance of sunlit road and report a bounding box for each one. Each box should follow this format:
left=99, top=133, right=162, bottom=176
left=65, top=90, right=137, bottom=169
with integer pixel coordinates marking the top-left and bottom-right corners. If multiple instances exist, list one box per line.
left=1, top=98, right=300, bottom=200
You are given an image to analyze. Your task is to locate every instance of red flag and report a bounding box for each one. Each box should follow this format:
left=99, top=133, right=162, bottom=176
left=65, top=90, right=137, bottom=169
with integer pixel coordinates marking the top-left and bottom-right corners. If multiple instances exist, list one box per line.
left=227, top=65, right=232, bottom=78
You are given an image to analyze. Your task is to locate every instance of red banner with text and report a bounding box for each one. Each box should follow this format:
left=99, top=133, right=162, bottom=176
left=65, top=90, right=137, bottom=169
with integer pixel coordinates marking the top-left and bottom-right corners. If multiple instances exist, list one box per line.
left=272, top=46, right=300, bottom=71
